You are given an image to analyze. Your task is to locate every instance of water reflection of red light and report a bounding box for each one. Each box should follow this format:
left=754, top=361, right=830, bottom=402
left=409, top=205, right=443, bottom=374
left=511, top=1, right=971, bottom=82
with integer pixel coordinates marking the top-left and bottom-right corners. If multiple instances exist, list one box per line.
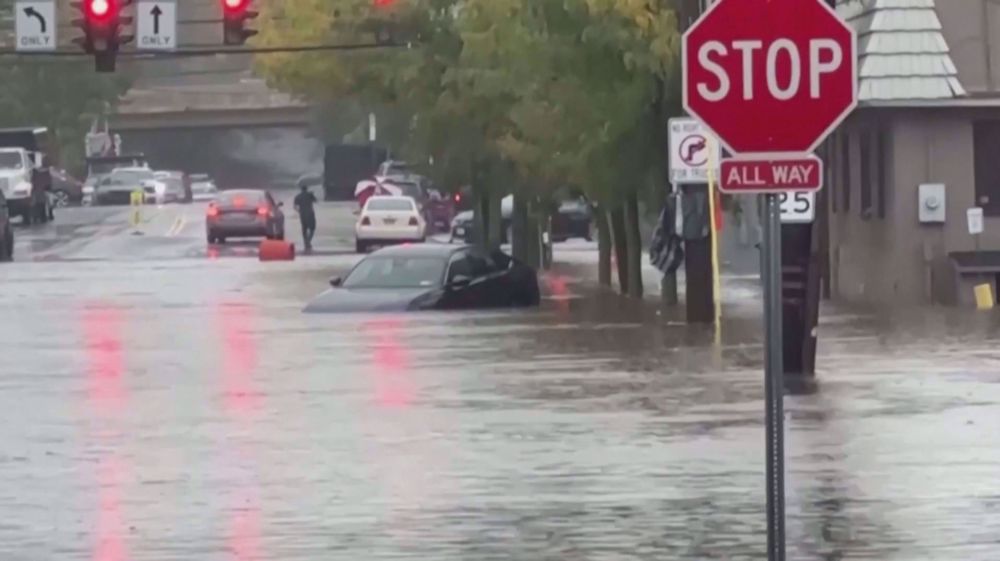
left=229, top=498, right=262, bottom=561
left=82, top=305, right=127, bottom=408
left=363, top=317, right=414, bottom=408
left=543, top=274, right=572, bottom=315
left=93, top=454, right=128, bottom=561
left=218, top=302, right=262, bottom=414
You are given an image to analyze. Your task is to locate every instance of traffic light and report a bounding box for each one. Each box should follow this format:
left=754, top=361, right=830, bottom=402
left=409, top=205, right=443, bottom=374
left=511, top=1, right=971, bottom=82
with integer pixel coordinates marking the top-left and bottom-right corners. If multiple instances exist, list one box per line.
left=222, top=0, right=258, bottom=46
left=72, top=0, right=134, bottom=72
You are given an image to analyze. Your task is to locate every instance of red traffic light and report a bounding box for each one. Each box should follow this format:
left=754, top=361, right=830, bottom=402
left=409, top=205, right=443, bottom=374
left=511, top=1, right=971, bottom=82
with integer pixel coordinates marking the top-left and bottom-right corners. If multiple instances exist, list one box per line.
left=87, top=0, right=112, bottom=19
left=223, top=0, right=250, bottom=13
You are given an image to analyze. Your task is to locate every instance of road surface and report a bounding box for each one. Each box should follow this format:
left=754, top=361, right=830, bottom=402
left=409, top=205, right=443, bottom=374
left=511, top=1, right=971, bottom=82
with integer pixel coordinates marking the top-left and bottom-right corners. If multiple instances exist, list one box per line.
left=1, top=193, right=999, bottom=560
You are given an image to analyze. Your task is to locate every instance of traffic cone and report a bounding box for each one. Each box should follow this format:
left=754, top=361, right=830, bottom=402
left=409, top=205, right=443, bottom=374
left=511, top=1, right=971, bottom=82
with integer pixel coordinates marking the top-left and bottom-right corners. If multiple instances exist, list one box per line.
left=259, top=240, right=295, bottom=261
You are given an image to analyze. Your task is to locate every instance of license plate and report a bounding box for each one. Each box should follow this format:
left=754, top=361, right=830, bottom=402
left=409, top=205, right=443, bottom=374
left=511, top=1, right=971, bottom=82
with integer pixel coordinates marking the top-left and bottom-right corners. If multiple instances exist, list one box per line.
left=384, top=218, right=397, bottom=225
left=455, top=227, right=466, bottom=236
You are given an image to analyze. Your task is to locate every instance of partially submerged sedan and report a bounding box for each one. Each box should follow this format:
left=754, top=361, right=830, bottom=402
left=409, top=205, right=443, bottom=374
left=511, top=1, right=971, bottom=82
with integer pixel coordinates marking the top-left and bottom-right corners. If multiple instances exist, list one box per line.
left=304, top=244, right=540, bottom=313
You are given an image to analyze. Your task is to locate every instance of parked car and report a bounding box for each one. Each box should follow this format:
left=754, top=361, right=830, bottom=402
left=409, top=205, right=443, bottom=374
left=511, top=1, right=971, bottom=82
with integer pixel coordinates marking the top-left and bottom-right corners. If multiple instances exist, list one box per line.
left=190, top=174, right=219, bottom=202
left=450, top=195, right=593, bottom=243
left=50, top=168, right=85, bottom=207
left=206, top=189, right=285, bottom=244
left=355, top=195, right=427, bottom=253
left=95, top=167, right=157, bottom=206
left=304, top=244, right=540, bottom=313
left=154, top=170, right=192, bottom=203
left=551, top=197, right=594, bottom=242
left=0, top=191, right=13, bottom=261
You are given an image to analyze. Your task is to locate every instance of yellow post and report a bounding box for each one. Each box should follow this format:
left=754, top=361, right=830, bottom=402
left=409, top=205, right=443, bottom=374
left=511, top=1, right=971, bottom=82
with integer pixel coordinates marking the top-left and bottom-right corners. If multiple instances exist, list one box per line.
left=974, top=283, right=995, bottom=310
left=130, top=189, right=144, bottom=233
left=706, top=138, right=723, bottom=343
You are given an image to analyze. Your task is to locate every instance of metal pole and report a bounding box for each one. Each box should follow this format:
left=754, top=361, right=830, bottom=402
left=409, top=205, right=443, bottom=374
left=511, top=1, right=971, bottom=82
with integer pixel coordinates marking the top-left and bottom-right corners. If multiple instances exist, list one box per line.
left=761, top=193, right=785, bottom=561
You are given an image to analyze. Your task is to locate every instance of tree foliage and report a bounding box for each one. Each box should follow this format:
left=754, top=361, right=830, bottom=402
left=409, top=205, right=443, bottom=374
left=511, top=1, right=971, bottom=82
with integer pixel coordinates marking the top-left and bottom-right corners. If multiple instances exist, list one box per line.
left=255, top=0, right=680, bottom=203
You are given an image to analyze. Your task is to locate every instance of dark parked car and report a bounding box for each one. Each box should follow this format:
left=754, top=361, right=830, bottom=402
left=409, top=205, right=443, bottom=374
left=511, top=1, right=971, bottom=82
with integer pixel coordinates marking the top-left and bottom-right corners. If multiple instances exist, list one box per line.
left=0, top=191, right=13, bottom=261
left=50, top=168, right=85, bottom=207
left=206, top=189, right=285, bottom=244
left=304, top=244, right=540, bottom=313
left=450, top=196, right=593, bottom=243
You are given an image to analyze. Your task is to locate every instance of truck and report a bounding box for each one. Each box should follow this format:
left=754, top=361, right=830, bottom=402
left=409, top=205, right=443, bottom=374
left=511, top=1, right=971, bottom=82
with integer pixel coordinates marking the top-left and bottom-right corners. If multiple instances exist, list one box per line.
left=82, top=153, right=150, bottom=205
left=0, top=127, right=55, bottom=224
left=323, top=144, right=387, bottom=201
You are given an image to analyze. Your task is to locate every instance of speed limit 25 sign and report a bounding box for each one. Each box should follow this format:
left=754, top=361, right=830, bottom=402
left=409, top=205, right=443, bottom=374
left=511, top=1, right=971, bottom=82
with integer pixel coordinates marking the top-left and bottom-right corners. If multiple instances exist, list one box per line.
left=779, top=192, right=815, bottom=223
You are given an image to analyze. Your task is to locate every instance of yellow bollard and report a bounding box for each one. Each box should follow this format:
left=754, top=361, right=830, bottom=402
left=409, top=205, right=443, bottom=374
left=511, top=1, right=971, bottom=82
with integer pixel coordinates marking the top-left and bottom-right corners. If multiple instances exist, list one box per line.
left=130, top=189, right=144, bottom=233
left=974, top=283, right=995, bottom=310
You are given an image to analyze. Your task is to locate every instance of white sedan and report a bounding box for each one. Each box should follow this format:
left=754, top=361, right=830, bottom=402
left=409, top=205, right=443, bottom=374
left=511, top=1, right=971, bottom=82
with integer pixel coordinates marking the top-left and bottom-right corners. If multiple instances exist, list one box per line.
left=355, top=196, right=426, bottom=253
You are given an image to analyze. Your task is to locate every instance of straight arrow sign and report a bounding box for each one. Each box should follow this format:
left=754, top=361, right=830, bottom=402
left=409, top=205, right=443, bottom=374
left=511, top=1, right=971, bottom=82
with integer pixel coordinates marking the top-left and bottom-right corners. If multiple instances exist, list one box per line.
left=137, top=0, right=177, bottom=51
left=151, top=5, right=162, bottom=35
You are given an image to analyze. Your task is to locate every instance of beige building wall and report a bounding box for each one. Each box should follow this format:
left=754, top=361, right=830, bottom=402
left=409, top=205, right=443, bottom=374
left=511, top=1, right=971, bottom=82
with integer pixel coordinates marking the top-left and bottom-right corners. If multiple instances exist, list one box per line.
left=829, top=107, right=1000, bottom=305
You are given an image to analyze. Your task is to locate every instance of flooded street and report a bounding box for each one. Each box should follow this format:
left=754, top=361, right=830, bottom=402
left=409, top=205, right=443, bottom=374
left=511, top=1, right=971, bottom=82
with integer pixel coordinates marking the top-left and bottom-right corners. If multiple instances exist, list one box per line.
left=2, top=200, right=1000, bottom=560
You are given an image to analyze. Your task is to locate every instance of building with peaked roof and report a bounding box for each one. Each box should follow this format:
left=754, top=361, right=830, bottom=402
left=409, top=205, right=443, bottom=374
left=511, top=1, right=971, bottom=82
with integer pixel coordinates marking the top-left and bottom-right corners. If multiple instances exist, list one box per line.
left=823, top=0, right=1000, bottom=306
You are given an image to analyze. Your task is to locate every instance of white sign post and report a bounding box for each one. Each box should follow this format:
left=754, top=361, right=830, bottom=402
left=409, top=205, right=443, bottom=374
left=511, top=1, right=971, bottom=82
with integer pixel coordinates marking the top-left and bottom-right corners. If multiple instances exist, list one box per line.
left=15, top=1, right=56, bottom=52
left=668, top=117, right=721, bottom=185
left=137, top=0, right=177, bottom=51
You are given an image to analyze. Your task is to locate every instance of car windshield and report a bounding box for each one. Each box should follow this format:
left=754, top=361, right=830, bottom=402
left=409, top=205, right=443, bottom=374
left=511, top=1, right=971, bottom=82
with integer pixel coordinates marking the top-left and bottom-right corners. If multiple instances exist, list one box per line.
left=0, top=152, right=23, bottom=169
left=343, top=256, right=447, bottom=288
left=367, top=198, right=414, bottom=212
left=108, top=170, right=154, bottom=185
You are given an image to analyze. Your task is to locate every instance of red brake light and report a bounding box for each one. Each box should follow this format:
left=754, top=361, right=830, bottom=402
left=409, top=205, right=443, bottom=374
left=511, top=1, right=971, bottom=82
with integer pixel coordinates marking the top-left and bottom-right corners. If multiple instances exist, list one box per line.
left=257, top=205, right=269, bottom=217
left=454, top=193, right=461, bottom=203
left=233, top=196, right=245, bottom=207
left=206, top=205, right=219, bottom=217
left=408, top=216, right=419, bottom=226
left=361, top=216, right=371, bottom=226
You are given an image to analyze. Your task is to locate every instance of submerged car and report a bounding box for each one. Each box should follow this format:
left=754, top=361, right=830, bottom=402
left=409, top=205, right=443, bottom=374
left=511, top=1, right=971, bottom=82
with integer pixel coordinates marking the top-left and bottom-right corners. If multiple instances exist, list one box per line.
left=304, top=244, right=540, bottom=313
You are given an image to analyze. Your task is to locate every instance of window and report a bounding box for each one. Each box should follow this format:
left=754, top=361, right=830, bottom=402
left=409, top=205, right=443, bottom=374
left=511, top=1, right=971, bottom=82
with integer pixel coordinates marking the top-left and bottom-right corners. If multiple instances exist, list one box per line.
left=860, top=131, right=873, bottom=218
left=973, top=121, right=1000, bottom=216
left=840, top=132, right=851, bottom=212
left=367, top=198, right=415, bottom=212
left=876, top=129, right=888, bottom=219
left=343, top=257, right=447, bottom=288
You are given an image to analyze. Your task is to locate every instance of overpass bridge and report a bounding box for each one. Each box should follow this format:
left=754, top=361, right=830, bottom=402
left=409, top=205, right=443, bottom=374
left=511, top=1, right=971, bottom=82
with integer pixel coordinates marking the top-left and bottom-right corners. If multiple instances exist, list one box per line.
left=110, top=79, right=314, bottom=131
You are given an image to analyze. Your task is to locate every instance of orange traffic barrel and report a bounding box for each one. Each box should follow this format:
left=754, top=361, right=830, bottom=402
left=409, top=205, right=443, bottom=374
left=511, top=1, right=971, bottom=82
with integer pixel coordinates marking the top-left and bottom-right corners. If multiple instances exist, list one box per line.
left=259, top=240, right=296, bottom=261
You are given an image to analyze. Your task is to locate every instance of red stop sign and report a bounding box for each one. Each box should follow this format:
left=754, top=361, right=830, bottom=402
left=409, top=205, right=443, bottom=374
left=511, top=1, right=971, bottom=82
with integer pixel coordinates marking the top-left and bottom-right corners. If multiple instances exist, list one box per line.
left=683, top=0, right=856, bottom=156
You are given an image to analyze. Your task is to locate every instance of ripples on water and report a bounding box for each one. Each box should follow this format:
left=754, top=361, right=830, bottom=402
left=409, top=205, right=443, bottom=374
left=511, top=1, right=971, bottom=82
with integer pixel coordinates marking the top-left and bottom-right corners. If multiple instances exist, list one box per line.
left=0, top=260, right=999, bottom=560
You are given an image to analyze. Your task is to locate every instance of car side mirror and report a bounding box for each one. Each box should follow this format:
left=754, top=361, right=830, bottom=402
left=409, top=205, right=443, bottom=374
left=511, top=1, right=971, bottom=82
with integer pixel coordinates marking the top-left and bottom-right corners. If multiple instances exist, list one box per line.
left=329, top=276, right=343, bottom=287
left=448, top=275, right=472, bottom=289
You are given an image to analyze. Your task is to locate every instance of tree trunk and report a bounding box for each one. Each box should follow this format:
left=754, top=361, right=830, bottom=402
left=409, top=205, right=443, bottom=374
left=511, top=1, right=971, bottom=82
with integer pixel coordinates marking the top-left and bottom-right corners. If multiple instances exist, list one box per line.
left=624, top=192, right=644, bottom=298
left=524, top=200, right=542, bottom=269
left=474, top=192, right=489, bottom=248
left=487, top=188, right=503, bottom=249
left=610, top=206, right=629, bottom=293
left=511, top=194, right=529, bottom=261
left=596, top=208, right=612, bottom=287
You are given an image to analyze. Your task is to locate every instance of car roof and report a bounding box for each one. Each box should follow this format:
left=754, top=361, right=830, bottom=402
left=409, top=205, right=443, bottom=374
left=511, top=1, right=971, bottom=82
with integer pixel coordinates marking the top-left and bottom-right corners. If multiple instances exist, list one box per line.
left=366, top=195, right=415, bottom=204
left=112, top=167, right=152, bottom=173
left=369, top=244, right=470, bottom=258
